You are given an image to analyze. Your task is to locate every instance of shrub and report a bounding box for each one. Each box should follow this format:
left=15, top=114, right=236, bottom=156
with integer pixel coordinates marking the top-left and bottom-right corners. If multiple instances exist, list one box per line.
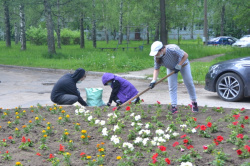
left=26, top=26, right=47, bottom=45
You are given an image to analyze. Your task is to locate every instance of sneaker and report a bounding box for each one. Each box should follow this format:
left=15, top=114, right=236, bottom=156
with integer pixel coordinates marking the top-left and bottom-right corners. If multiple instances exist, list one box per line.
left=171, top=106, right=178, bottom=114
left=192, top=102, right=199, bottom=112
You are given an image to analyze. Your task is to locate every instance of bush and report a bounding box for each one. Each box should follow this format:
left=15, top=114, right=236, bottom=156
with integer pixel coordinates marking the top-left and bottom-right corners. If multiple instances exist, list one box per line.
left=26, top=26, right=47, bottom=45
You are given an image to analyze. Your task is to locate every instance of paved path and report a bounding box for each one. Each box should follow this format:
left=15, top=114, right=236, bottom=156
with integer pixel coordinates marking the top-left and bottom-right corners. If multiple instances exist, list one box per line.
left=0, top=54, right=249, bottom=110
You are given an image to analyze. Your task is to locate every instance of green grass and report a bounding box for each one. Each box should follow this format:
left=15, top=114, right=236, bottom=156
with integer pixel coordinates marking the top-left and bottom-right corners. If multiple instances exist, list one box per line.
left=0, top=40, right=249, bottom=84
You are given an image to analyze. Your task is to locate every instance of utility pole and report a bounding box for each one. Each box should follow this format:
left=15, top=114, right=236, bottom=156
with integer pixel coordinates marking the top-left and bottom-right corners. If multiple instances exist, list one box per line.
left=203, top=0, right=208, bottom=45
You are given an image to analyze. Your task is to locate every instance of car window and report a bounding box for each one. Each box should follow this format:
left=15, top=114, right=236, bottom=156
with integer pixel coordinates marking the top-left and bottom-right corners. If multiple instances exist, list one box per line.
left=228, top=39, right=234, bottom=42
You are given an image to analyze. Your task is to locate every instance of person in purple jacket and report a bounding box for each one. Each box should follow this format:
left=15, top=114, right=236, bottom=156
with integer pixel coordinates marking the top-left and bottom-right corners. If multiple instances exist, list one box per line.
left=102, top=73, right=140, bottom=106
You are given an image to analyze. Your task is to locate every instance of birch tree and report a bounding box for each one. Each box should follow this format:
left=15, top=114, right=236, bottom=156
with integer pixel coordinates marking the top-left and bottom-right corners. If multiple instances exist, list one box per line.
left=118, top=0, right=123, bottom=44
left=92, top=0, right=96, bottom=48
left=20, top=1, right=26, bottom=50
left=3, top=0, right=11, bottom=47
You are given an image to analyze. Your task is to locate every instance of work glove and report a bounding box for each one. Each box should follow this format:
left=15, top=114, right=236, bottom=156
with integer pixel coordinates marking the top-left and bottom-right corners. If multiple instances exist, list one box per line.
left=174, top=64, right=182, bottom=73
left=106, top=103, right=111, bottom=107
left=149, top=80, right=156, bottom=89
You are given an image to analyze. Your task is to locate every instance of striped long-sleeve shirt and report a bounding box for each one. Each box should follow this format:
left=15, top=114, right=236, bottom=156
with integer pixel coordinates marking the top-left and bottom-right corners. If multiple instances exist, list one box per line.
left=154, top=44, right=189, bottom=70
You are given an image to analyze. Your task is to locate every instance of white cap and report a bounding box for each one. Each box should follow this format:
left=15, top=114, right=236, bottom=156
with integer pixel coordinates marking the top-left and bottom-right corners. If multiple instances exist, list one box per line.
left=149, top=41, right=163, bottom=56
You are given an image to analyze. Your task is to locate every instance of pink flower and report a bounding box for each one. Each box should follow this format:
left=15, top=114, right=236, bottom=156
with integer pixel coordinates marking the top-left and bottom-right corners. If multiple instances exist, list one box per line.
left=112, top=107, right=117, bottom=111
left=188, top=104, right=192, bottom=108
left=157, top=101, right=161, bottom=104
left=241, top=108, right=245, bottom=111
left=181, top=148, right=185, bottom=152
left=173, top=141, right=179, bottom=147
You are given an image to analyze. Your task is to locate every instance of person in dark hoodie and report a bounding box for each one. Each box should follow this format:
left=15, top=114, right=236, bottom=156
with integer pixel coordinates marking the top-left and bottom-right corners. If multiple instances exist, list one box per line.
left=51, top=68, right=88, bottom=106
left=102, top=73, right=140, bottom=106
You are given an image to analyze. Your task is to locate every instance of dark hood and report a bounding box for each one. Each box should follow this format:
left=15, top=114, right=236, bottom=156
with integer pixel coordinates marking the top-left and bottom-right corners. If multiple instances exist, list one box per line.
left=102, top=73, right=115, bottom=85
left=71, top=68, right=85, bottom=82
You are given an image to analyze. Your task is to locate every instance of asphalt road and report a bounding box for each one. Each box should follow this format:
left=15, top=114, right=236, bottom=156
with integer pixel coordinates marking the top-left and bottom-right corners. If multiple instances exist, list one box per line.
left=0, top=65, right=249, bottom=110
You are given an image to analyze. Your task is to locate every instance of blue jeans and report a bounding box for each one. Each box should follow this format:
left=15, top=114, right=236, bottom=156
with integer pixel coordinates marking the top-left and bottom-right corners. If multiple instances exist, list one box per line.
left=167, top=63, right=197, bottom=107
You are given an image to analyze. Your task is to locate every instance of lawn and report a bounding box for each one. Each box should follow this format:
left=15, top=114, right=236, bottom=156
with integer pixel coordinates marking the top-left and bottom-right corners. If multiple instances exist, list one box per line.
left=0, top=103, right=249, bottom=166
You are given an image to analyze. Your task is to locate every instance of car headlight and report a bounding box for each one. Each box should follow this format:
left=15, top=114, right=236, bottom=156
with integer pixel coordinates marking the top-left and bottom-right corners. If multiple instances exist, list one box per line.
left=209, top=64, right=219, bottom=72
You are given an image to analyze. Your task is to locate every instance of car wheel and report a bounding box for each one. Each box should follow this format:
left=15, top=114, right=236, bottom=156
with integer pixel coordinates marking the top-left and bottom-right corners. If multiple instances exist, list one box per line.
left=216, top=73, right=244, bottom=102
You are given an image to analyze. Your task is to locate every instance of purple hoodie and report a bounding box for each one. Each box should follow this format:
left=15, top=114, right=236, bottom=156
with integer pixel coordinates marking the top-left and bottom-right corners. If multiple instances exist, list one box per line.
left=102, top=73, right=138, bottom=103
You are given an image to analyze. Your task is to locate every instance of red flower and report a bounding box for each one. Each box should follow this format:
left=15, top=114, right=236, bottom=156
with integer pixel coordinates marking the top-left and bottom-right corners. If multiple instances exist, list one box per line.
left=244, top=145, right=250, bottom=152
left=195, top=125, right=200, bottom=129
left=28, top=139, right=31, bottom=142
left=203, top=145, right=208, bottom=150
left=8, top=136, right=13, bottom=140
left=241, top=108, right=245, bottom=111
left=141, top=99, right=144, bottom=102
left=188, top=104, right=192, bottom=108
left=213, top=139, right=219, bottom=146
left=152, top=153, right=158, bottom=159
left=237, top=134, right=244, bottom=139
left=165, top=158, right=171, bottom=164
left=21, top=136, right=26, bottom=143
left=129, top=102, right=131, bottom=105
left=152, top=158, right=157, bottom=163
left=3, top=139, right=6, bottom=142
left=180, top=134, right=187, bottom=138
left=6, top=151, right=8, bottom=154
left=158, top=146, right=166, bottom=152
left=187, top=145, right=194, bottom=149
left=157, top=101, right=161, bottom=104
left=112, top=107, right=117, bottom=111
left=59, top=144, right=65, bottom=152
left=173, top=141, right=179, bottom=147
left=207, top=122, right=212, bottom=128
left=232, top=121, right=238, bottom=125
left=36, top=153, right=41, bottom=156
left=49, top=154, right=54, bottom=159
left=200, top=125, right=206, bottom=131
left=236, top=149, right=242, bottom=155
left=216, top=136, right=224, bottom=142
left=217, top=107, right=221, bottom=110
left=183, top=139, right=189, bottom=144
left=233, top=114, right=240, bottom=120
left=125, top=106, right=130, bottom=111
left=241, top=124, right=245, bottom=128
left=192, top=117, right=197, bottom=121
left=80, top=152, right=86, bottom=157
left=245, top=116, right=249, bottom=120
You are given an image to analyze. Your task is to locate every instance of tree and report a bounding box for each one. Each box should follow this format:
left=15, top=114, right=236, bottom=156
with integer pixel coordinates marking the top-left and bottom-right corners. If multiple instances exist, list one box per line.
left=160, top=0, right=167, bottom=44
left=43, top=0, right=56, bottom=54
left=3, top=0, right=11, bottom=47
left=118, top=0, right=123, bottom=44
left=20, top=1, right=26, bottom=50
left=203, top=0, right=208, bottom=44
left=92, top=0, right=96, bottom=48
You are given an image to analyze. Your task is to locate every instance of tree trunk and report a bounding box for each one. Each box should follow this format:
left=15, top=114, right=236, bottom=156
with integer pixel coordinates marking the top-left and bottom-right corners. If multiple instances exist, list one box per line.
left=20, top=2, right=26, bottom=50
left=220, top=4, right=225, bottom=36
left=126, top=26, right=130, bottom=44
left=190, top=10, right=194, bottom=39
left=80, top=12, right=85, bottom=48
left=160, top=0, right=167, bottom=45
left=56, top=0, right=61, bottom=49
left=3, top=0, right=11, bottom=47
left=203, top=0, right=208, bottom=45
left=92, top=0, right=96, bottom=48
left=154, top=23, right=160, bottom=41
left=118, top=0, right=123, bottom=44
left=146, top=25, right=149, bottom=44
left=14, top=22, right=19, bottom=45
left=44, top=0, right=56, bottom=54
left=101, top=0, right=109, bottom=44
left=177, top=28, right=180, bottom=45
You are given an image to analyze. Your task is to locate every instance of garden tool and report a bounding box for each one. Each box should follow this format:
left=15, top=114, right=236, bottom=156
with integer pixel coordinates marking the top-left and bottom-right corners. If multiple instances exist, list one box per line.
left=117, top=63, right=188, bottom=110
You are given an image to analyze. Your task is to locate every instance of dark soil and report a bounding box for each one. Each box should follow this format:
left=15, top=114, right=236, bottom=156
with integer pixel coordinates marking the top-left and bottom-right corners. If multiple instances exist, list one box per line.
left=0, top=104, right=249, bottom=166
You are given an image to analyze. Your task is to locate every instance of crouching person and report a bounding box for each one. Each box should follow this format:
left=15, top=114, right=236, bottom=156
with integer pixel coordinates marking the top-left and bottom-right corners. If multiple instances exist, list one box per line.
left=51, top=68, right=88, bottom=106
left=102, top=73, right=140, bottom=106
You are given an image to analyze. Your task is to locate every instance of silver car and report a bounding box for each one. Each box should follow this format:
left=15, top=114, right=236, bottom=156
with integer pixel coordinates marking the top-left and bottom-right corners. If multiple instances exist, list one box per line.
left=205, top=57, right=250, bottom=101
left=232, top=36, right=250, bottom=47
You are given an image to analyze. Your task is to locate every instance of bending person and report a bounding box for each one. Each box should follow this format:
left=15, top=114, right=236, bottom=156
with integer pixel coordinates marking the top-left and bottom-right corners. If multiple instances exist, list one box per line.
left=102, top=73, right=140, bottom=106
left=51, top=68, right=88, bottom=106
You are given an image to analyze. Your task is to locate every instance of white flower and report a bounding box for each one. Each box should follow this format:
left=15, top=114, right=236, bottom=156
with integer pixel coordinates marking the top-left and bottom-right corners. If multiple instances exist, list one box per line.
left=180, top=124, right=187, bottom=128
left=134, top=137, right=143, bottom=144
left=142, top=138, right=149, bottom=146
left=100, top=120, right=106, bottom=126
left=87, top=115, right=93, bottom=121
left=156, top=129, right=164, bottom=136
left=123, top=142, right=134, bottom=151
left=110, top=135, right=120, bottom=144
left=137, top=123, right=143, bottom=126
left=173, top=132, right=179, bottom=137
left=165, top=127, right=170, bottom=133
left=138, top=129, right=150, bottom=136
left=163, top=134, right=170, bottom=140
left=107, top=113, right=113, bottom=117
left=191, top=128, right=197, bottom=133
left=130, top=113, right=135, bottom=117
left=95, top=119, right=100, bottom=124
left=135, top=115, right=141, bottom=121
left=102, top=128, right=108, bottom=136
left=113, top=125, right=119, bottom=131
left=145, top=124, right=149, bottom=129
left=157, top=137, right=166, bottom=143
left=180, top=161, right=193, bottom=166
left=131, top=122, right=135, bottom=126
left=151, top=140, right=157, bottom=146
left=153, top=137, right=159, bottom=142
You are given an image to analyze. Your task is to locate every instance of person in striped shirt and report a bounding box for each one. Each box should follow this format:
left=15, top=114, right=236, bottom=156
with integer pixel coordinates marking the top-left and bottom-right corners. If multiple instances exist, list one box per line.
left=149, top=41, right=198, bottom=114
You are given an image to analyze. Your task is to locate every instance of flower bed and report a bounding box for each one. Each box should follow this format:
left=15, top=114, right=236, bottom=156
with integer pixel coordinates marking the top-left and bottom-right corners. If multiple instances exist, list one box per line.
left=0, top=102, right=249, bottom=166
